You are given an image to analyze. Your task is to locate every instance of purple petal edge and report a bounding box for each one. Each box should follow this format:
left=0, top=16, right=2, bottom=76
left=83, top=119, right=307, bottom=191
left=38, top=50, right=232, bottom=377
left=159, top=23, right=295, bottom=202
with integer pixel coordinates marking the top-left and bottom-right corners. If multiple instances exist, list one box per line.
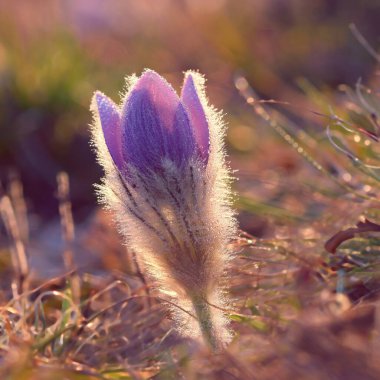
left=94, top=91, right=123, bottom=170
left=181, top=74, right=210, bottom=162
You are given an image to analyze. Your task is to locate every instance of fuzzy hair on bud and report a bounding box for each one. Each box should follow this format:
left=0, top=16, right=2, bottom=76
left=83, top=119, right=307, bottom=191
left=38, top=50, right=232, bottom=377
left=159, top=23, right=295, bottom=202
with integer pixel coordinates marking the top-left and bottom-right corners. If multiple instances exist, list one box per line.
left=90, top=69, right=237, bottom=349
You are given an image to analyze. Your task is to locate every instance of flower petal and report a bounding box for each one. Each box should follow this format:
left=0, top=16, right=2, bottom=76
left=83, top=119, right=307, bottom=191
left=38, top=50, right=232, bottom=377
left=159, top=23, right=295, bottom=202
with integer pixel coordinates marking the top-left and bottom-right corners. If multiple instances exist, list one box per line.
left=121, top=70, right=196, bottom=172
left=181, top=74, right=210, bottom=162
left=94, top=91, right=123, bottom=170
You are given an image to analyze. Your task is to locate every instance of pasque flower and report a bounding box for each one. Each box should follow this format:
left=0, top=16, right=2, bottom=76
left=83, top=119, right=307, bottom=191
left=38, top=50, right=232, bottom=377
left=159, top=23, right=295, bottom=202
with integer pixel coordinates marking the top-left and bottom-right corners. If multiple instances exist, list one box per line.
left=90, top=70, right=237, bottom=349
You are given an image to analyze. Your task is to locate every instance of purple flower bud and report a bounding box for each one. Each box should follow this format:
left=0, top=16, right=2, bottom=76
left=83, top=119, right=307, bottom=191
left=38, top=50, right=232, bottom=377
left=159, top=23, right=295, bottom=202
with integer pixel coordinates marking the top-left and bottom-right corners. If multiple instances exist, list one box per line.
left=121, top=70, right=198, bottom=173
left=93, top=70, right=210, bottom=174
left=90, top=70, right=236, bottom=349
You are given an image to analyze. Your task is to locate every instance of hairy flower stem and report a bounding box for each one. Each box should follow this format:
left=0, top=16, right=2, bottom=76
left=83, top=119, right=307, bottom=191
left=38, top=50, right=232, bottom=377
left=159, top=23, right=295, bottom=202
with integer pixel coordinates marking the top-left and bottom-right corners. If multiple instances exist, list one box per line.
left=191, top=293, right=220, bottom=351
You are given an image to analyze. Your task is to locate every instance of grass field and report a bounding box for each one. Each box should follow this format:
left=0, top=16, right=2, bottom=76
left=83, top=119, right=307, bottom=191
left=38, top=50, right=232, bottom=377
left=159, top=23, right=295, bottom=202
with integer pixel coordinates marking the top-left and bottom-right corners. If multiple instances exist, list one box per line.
left=0, top=1, right=380, bottom=379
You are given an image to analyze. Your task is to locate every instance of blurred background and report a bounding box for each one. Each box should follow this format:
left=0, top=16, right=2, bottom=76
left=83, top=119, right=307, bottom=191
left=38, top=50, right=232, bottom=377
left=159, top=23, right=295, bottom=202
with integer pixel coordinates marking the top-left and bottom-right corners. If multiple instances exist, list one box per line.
left=0, top=0, right=379, bottom=245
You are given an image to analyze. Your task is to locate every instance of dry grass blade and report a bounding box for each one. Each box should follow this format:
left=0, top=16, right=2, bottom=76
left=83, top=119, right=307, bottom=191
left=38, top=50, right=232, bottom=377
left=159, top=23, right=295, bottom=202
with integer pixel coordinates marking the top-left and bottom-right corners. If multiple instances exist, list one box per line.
left=0, top=195, right=29, bottom=295
left=8, top=171, right=29, bottom=244
left=57, top=172, right=80, bottom=304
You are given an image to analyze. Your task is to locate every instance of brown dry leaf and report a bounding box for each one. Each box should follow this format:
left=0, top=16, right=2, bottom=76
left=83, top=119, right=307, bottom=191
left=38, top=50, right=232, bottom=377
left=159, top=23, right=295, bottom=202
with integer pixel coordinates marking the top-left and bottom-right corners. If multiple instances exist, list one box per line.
left=325, top=218, right=380, bottom=253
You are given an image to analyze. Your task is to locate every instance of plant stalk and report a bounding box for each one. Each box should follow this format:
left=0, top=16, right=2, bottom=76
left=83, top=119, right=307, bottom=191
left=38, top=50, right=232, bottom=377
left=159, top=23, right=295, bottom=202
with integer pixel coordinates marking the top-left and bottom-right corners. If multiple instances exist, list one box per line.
left=192, top=293, right=219, bottom=351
